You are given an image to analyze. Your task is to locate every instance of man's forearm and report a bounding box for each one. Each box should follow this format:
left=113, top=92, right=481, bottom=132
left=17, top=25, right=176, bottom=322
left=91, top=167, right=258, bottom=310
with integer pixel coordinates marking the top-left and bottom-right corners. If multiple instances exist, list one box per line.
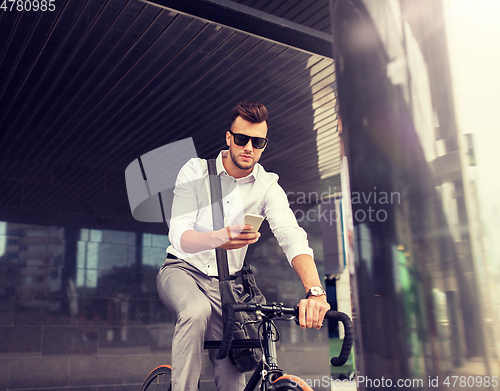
left=179, top=225, right=261, bottom=254
left=291, top=254, right=324, bottom=294
left=180, top=230, right=224, bottom=253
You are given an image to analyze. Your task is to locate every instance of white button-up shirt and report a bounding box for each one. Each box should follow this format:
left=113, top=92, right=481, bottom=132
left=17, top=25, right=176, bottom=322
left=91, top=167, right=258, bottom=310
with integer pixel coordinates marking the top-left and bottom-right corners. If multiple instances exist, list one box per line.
left=166, top=150, right=313, bottom=276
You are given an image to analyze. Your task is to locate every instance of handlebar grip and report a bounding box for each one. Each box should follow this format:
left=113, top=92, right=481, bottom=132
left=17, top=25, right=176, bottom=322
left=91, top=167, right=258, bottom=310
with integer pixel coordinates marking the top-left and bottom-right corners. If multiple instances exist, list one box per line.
left=325, top=310, right=354, bottom=366
left=215, top=302, right=236, bottom=360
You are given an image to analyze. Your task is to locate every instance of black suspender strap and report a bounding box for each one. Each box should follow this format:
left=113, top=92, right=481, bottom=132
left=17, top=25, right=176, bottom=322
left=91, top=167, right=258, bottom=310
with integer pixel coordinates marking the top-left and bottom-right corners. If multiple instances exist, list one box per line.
left=207, top=159, right=231, bottom=283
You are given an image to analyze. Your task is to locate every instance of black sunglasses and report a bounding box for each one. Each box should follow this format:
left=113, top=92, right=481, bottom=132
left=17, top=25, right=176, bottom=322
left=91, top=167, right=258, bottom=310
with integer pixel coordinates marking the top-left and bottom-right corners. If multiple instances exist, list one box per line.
left=228, top=130, right=268, bottom=149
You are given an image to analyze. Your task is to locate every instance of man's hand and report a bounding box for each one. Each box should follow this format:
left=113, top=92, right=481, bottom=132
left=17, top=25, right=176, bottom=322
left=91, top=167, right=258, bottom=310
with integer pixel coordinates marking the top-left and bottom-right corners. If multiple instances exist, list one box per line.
left=297, top=295, right=330, bottom=329
left=217, top=224, right=261, bottom=250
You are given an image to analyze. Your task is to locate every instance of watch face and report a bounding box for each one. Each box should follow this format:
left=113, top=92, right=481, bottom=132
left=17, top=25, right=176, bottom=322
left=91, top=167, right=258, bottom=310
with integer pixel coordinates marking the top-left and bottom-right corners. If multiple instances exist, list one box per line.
left=310, top=286, right=324, bottom=296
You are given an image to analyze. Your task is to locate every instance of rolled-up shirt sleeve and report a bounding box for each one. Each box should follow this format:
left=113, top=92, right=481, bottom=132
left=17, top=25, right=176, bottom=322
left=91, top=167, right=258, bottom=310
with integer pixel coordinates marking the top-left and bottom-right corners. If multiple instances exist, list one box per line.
left=168, top=159, right=201, bottom=253
left=263, top=182, right=314, bottom=265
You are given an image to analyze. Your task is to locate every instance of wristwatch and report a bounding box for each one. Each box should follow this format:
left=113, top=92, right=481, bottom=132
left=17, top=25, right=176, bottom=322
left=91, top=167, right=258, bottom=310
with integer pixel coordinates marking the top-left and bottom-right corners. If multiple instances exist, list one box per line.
left=306, top=285, right=326, bottom=299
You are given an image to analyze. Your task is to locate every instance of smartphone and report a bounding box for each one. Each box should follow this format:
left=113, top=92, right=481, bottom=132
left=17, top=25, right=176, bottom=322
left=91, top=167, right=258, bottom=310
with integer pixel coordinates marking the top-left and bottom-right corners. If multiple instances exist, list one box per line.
left=242, top=214, right=265, bottom=233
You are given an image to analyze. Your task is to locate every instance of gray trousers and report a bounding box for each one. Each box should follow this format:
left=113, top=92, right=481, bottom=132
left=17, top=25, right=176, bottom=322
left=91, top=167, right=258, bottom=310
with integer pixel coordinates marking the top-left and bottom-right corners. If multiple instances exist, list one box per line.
left=156, top=257, right=246, bottom=391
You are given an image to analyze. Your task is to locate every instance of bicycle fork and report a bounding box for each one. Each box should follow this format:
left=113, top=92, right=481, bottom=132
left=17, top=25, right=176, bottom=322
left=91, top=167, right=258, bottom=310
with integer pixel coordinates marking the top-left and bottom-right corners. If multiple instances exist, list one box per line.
left=244, top=321, right=282, bottom=391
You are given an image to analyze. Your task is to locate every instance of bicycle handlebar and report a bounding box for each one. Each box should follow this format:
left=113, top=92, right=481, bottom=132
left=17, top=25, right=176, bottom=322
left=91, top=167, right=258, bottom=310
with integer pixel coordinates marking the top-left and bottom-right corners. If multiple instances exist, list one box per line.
left=215, top=302, right=353, bottom=367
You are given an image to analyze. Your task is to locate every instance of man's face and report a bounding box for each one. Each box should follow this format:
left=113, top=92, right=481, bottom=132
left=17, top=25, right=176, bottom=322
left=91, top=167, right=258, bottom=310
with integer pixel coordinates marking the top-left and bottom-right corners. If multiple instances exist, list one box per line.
left=226, top=116, right=268, bottom=172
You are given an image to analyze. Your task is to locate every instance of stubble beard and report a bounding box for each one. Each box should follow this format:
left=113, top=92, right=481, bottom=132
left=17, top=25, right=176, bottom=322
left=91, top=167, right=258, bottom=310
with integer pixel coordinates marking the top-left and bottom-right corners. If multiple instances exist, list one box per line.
left=230, top=149, right=258, bottom=171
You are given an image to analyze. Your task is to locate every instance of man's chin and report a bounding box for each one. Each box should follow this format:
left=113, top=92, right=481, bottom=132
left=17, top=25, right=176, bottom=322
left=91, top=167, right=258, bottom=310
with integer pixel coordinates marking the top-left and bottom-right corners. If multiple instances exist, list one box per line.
left=236, top=162, right=254, bottom=171
left=230, top=151, right=257, bottom=171
left=235, top=157, right=256, bottom=170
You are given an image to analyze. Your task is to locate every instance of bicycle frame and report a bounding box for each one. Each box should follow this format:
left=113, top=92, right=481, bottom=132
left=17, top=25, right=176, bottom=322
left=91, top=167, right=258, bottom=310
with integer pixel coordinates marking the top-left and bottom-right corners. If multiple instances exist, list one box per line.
left=244, top=319, right=281, bottom=391
left=206, top=302, right=354, bottom=391
left=204, top=310, right=288, bottom=390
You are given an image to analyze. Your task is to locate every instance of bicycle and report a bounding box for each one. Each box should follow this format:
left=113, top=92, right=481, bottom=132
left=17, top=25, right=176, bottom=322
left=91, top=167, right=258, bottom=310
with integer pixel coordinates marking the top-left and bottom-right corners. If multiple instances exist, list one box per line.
left=139, top=302, right=353, bottom=390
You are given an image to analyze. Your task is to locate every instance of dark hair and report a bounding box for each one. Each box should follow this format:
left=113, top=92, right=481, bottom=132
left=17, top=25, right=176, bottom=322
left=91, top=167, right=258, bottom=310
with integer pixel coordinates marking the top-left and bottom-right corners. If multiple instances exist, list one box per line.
left=231, top=101, right=268, bottom=126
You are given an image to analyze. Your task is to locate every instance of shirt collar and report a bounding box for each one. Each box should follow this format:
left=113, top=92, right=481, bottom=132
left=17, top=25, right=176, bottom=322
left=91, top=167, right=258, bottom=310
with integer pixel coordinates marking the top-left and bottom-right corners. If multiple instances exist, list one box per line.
left=216, top=150, right=258, bottom=181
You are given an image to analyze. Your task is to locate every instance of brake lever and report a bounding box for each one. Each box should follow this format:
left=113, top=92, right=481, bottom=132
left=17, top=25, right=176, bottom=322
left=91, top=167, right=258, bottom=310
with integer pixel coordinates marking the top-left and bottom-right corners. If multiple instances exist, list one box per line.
left=294, top=306, right=300, bottom=326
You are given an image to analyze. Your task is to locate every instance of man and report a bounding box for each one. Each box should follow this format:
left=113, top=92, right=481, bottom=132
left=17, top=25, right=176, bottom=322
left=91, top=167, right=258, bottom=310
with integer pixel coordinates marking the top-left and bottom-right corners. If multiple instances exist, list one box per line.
left=157, top=101, right=330, bottom=390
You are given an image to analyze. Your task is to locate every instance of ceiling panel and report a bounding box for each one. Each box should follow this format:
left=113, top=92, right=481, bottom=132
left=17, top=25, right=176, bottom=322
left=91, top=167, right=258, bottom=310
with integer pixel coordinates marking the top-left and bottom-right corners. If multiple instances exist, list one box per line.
left=233, top=0, right=331, bottom=33
left=0, top=0, right=340, bottom=228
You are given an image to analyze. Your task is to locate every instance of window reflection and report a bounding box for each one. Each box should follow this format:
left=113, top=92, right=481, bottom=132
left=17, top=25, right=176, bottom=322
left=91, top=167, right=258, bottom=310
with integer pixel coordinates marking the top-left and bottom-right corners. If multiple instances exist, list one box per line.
left=0, top=222, right=173, bottom=318
left=76, top=240, right=98, bottom=288
left=0, top=221, right=6, bottom=257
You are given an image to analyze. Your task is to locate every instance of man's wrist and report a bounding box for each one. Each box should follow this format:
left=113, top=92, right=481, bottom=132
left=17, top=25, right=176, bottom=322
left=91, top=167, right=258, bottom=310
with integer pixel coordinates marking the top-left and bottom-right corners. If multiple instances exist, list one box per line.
left=211, top=229, right=225, bottom=249
left=306, top=285, right=327, bottom=299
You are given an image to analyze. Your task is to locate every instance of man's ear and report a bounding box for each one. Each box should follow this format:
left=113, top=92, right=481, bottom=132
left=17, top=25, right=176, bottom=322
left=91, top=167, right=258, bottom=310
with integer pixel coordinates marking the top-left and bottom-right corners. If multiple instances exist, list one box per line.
left=225, top=131, right=231, bottom=147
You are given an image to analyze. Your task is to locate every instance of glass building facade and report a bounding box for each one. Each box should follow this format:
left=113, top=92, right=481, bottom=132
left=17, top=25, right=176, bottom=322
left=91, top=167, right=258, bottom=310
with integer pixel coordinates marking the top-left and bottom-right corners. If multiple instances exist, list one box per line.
left=332, top=0, right=499, bottom=389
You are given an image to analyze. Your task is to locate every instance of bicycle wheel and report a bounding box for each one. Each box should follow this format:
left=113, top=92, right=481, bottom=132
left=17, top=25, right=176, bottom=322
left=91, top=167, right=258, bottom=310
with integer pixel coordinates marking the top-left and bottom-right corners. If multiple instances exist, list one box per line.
left=272, top=375, right=314, bottom=390
left=139, top=365, right=172, bottom=391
